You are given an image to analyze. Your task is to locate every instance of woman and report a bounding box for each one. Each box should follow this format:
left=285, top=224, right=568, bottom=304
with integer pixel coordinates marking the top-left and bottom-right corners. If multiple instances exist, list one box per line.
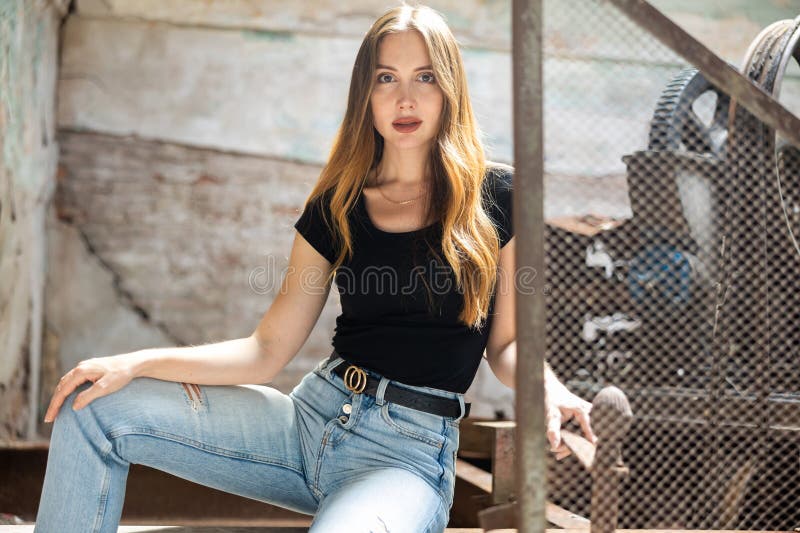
left=36, top=5, right=595, bottom=532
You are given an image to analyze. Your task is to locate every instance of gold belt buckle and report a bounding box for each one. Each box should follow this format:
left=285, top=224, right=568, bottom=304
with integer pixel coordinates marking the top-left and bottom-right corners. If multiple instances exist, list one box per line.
left=343, top=365, right=368, bottom=394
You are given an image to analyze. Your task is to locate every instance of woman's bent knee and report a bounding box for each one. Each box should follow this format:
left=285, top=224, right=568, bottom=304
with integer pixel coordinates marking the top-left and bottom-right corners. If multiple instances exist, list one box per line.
left=52, top=379, right=166, bottom=445
left=48, top=381, right=127, bottom=465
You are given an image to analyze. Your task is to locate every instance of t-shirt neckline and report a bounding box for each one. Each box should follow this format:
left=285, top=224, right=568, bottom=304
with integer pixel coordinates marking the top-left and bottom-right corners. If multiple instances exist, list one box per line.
left=357, top=191, right=439, bottom=236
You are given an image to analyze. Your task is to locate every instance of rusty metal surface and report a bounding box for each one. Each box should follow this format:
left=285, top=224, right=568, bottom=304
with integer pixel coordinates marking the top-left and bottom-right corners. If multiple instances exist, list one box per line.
left=479, top=502, right=518, bottom=531
left=589, top=388, right=633, bottom=533
left=488, top=422, right=517, bottom=505
left=512, top=0, right=548, bottom=531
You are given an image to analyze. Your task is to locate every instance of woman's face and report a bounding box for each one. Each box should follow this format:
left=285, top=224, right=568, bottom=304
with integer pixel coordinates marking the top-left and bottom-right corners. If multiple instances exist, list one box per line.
left=370, top=30, right=444, bottom=152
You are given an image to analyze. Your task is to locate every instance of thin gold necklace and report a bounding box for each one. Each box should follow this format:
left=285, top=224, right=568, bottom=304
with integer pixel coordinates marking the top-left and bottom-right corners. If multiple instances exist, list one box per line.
left=373, top=171, right=428, bottom=205
left=377, top=185, right=426, bottom=205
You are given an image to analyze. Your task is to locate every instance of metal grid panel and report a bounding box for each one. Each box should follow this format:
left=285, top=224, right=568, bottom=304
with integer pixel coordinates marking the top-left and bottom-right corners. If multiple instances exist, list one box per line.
left=537, top=1, right=800, bottom=530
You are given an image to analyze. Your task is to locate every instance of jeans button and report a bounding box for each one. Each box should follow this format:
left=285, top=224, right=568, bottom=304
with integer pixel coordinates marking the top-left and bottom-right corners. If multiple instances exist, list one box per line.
left=338, top=415, right=349, bottom=424
left=342, top=403, right=352, bottom=414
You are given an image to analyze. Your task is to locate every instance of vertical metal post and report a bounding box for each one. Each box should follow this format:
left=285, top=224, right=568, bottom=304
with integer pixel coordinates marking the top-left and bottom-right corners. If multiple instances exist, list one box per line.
left=512, top=0, right=547, bottom=532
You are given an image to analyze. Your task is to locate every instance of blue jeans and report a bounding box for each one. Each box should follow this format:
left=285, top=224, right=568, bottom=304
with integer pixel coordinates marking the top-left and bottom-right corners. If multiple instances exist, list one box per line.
left=34, top=354, right=465, bottom=533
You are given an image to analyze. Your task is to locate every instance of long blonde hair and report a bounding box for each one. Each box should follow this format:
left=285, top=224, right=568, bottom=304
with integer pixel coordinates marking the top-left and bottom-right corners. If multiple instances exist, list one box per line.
left=301, top=4, right=502, bottom=329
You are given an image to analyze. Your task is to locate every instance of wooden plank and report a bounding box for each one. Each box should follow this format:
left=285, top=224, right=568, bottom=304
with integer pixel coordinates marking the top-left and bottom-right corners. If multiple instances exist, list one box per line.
left=560, top=429, right=595, bottom=471
left=457, top=418, right=495, bottom=458
left=0, top=440, right=49, bottom=450
left=455, top=458, right=493, bottom=493
left=545, top=504, right=591, bottom=529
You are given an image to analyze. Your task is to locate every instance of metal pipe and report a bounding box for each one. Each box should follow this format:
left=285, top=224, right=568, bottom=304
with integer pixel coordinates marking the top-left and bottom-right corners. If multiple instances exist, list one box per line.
left=607, top=0, right=800, bottom=150
left=512, top=0, right=547, bottom=531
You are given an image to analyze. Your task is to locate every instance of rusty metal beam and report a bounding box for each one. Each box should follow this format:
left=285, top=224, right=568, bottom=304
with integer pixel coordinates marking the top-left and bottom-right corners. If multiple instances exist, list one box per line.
left=454, top=458, right=590, bottom=529
left=512, top=0, right=548, bottom=532
left=472, top=421, right=517, bottom=505
left=607, top=0, right=800, bottom=149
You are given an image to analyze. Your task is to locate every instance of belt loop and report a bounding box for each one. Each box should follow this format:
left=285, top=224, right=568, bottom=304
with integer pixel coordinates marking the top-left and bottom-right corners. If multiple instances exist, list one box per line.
left=457, top=396, right=466, bottom=420
left=323, top=349, right=343, bottom=379
left=375, top=377, right=390, bottom=406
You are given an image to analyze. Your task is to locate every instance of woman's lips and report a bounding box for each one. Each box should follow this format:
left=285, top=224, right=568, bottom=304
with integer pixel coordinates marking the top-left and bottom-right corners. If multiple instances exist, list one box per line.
left=392, top=119, right=422, bottom=133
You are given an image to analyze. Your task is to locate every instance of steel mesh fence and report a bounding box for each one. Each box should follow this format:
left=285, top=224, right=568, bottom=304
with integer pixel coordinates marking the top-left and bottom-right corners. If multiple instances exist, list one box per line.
left=536, top=1, right=800, bottom=530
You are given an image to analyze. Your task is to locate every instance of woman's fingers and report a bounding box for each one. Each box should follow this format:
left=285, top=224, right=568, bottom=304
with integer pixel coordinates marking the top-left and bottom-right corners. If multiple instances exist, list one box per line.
left=73, top=377, right=117, bottom=411
left=553, top=444, right=572, bottom=461
left=44, top=374, right=78, bottom=423
left=546, top=404, right=562, bottom=451
left=43, top=365, right=96, bottom=423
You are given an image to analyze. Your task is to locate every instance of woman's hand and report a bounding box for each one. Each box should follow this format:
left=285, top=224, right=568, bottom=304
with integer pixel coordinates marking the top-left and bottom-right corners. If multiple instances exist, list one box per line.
left=43, top=354, right=139, bottom=423
left=545, top=378, right=597, bottom=461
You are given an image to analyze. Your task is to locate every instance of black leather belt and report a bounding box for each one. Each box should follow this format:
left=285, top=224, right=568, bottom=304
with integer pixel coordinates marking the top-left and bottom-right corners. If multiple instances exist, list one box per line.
left=327, top=352, right=470, bottom=419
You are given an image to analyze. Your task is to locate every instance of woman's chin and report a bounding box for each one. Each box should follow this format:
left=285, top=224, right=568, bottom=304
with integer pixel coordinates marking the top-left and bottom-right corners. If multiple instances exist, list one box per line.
left=383, top=136, right=436, bottom=152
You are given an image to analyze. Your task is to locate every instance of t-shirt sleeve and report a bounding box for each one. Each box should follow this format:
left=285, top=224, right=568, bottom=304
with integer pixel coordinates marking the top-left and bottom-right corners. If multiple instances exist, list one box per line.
left=486, top=166, right=514, bottom=248
left=293, top=192, right=339, bottom=264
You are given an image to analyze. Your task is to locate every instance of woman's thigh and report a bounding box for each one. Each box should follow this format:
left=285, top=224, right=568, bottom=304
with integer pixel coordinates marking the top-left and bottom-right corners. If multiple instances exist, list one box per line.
left=309, top=468, right=448, bottom=533
left=69, top=376, right=319, bottom=514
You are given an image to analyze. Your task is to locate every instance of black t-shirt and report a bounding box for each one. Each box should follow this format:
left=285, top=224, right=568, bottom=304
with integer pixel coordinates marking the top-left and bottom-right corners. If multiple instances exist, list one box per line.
left=293, top=165, right=513, bottom=393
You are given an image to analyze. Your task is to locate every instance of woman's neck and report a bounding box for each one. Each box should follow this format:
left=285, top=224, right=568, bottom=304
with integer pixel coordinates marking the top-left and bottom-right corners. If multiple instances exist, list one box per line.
left=373, top=145, right=431, bottom=186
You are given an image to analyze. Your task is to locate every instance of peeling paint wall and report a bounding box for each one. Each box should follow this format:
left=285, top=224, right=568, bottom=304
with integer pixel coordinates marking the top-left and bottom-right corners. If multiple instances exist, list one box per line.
left=0, top=0, right=67, bottom=441
left=47, top=0, right=800, bottom=424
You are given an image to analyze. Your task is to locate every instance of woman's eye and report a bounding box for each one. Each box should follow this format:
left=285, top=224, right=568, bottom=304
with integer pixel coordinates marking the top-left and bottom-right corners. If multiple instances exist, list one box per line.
left=377, top=73, right=394, bottom=83
left=418, top=72, right=436, bottom=83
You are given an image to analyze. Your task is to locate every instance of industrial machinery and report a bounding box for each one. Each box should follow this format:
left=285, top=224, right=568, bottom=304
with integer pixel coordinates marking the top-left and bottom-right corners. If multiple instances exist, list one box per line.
left=544, top=16, right=800, bottom=530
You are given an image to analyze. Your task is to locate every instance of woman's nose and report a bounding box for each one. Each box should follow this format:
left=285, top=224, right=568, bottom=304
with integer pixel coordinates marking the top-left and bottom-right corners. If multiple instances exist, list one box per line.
left=398, top=83, right=416, bottom=110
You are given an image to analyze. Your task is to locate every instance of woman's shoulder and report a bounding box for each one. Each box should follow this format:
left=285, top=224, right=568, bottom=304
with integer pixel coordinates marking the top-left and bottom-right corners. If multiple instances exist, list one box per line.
left=482, top=163, right=514, bottom=206
left=483, top=163, right=514, bottom=247
left=485, top=162, right=514, bottom=192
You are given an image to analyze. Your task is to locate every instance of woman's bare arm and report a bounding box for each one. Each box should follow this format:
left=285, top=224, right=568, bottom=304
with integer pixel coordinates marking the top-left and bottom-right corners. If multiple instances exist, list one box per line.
left=44, top=231, right=333, bottom=421
left=484, top=236, right=596, bottom=458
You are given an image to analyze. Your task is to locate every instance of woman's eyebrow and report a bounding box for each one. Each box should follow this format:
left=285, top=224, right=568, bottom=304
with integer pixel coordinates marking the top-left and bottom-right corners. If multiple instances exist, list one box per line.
left=375, top=64, right=433, bottom=72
